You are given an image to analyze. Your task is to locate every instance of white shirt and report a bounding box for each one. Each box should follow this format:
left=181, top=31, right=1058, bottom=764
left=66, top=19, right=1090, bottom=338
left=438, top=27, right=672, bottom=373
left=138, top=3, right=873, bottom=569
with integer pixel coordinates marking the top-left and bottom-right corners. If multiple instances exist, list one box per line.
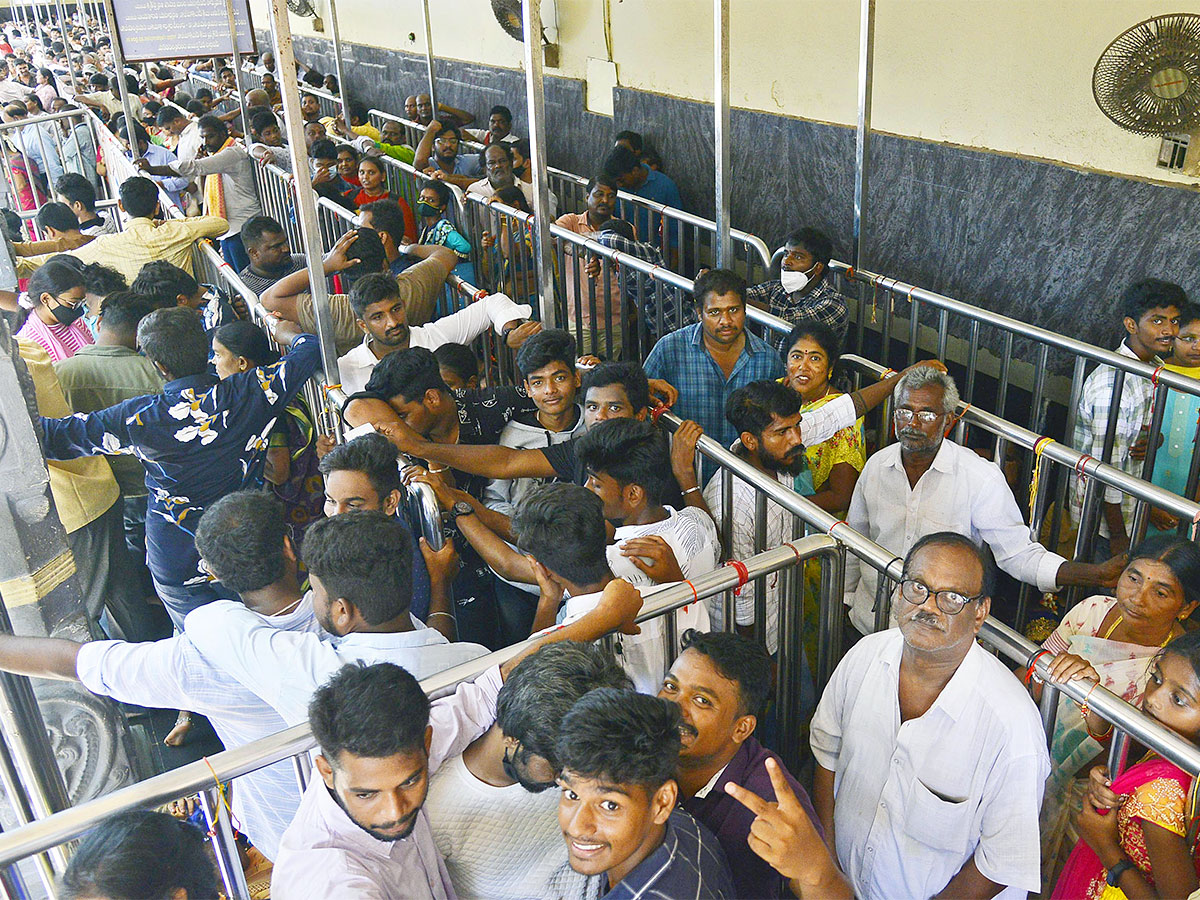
left=844, top=439, right=1065, bottom=634
left=176, top=121, right=202, bottom=163
left=426, top=752, right=589, bottom=900
left=810, top=629, right=1049, bottom=900
left=183, top=599, right=490, bottom=726
left=801, top=392, right=857, bottom=447
left=557, top=584, right=708, bottom=694
left=272, top=665, right=504, bottom=900
left=702, top=466, right=794, bottom=653
left=337, top=293, right=532, bottom=396
left=76, top=594, right=322, bottom=859
left=606, top=505, right=720, bottom=588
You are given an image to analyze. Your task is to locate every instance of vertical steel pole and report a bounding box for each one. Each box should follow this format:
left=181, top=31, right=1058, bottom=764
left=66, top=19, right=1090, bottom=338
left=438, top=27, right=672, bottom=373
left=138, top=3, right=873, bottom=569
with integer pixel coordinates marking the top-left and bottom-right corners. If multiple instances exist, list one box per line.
left=324, top=0, right=352, bottom=127
left=851, top=0, right=875, bottom=272
left=53, top=0, right=80, bottom=98
left=221, top=0, right=250, bottom=141
left=266, top=0, right=342, bottom=380
left=713, top=0, right=730, bottom=267
left=521, top=0, right=557, bottom=326
left=99, top=0, right=138, bottom=139
left=419, top=0, right=438, bottom=116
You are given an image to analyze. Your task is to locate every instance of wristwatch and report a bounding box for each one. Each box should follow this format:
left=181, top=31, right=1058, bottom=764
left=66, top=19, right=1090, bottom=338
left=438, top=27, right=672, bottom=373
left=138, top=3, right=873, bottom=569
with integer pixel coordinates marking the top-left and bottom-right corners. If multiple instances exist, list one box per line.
left=502, top=318, right=528, bottom=338
left=446, top=500, right=475, bottom=523
left=1106, top=859, right=1134, bottom=887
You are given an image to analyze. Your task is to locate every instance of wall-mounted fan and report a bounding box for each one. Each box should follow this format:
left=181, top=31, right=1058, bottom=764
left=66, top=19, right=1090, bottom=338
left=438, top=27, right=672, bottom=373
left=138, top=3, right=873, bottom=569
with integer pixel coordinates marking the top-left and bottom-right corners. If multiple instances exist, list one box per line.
left=287, top=0, right=316, bottom=17
left=490, top=0, right=559, bottom=65
left=1093, top=13, right=1200, bottom=135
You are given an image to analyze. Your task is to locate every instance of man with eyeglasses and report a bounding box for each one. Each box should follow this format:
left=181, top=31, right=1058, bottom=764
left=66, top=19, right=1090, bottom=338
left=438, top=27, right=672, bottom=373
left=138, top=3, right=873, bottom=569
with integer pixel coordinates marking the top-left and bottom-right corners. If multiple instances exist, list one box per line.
left=842, top=367, right=1125, bottom=635
left=811, top=531, right=1049, bottom=899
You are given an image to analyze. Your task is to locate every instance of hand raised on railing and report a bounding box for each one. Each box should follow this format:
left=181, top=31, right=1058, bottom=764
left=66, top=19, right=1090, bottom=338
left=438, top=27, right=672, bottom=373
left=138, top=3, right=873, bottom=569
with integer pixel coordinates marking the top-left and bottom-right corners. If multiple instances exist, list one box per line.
left=402, top=464, right=458, bottom=511
left=480, top=230, right=495, bottom=249
left=419, top=535, right=460, bottom=590
left=594, top=577, right=643, bottom=636
left=618, top=536, right=685, bottom=584
left=670, top=420, right=704, bottom=493
left=584, top=254, right=601, bottom=280
left=647, top=378, right=679, bottom=407
left=1043, top=651, right=1100, bottom=687
left=1149, top=507, right=1180, bottom=532
left=314, top=434, right=336, bottom=459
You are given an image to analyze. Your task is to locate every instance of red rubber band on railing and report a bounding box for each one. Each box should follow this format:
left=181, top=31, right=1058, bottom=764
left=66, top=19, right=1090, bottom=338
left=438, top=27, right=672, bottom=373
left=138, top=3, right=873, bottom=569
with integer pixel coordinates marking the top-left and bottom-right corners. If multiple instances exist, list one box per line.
left=684, top=580, right=698, bottom=604
left=781, top=541, right=803, bottom=562
left=472, top=289, right=488, bottom=302
left=650, top=403, right=668, bottom=424
left=724, top=559, right=750, bottom=587
left=826, top=519, right=848, bottom=536
left=1075, top=454, right=1095, bottom=481
left=1151, top=366, right=1164, bottom=389
left=1023, top=649, right=1053, bottom=686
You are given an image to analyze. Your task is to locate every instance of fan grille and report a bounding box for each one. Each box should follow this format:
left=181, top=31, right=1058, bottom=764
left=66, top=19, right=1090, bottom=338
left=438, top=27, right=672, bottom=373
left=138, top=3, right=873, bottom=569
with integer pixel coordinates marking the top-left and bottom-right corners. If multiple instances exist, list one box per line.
left=287, top=0, right=315, bottom=17
left=1094, top=13, right=1200, bottom=135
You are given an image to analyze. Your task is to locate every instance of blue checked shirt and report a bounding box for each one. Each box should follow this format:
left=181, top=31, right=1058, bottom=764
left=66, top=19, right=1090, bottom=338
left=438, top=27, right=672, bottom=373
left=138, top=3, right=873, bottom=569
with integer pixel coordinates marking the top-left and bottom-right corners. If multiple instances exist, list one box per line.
left=644, top=323, right=785, bottom=450
left=39, top=334, right=322, bottom=589
left=594, top=230, right=695, bottom=339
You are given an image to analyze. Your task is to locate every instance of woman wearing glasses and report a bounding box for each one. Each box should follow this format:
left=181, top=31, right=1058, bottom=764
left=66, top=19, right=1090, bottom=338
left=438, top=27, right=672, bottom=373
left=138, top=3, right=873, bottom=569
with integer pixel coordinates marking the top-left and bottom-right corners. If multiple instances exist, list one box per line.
left=15, top=254, right=93, bottom=362
left=1036, top=535, right=1200, bottom=885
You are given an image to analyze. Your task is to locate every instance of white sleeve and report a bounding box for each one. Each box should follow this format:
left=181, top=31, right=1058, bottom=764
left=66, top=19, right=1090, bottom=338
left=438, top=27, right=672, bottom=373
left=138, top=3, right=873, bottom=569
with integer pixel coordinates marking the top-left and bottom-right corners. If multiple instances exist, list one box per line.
left=183, top=600, right=342, bottom=725
left=809, top=655, right=849, bottom=771
left=76, top=637, right=197, bottom=711
left=842, top=476, right=867, bottom=597
left=428, top=664, right=503, bottom=773
left=800, top=393, right=856, bottom=446
left=972, top=463, right=1065, bottom=592
left=971, top=748, right=1049, bottom=893
left=413, top=294, right=532, bottom=348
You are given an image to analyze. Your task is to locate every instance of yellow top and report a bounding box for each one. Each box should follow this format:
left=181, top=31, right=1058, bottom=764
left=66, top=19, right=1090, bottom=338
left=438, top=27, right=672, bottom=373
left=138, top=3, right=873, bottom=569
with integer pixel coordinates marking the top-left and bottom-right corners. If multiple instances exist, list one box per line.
left=17, top=339, right=119, bottom=533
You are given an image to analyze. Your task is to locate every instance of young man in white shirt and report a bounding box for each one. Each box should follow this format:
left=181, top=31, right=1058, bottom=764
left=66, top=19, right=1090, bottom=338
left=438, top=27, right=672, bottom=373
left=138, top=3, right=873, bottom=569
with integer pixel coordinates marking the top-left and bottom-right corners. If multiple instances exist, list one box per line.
left=272, top=577, right=647, bottom=900
left=811, top=532, right=1050, bottom=899
left=183, top=509, right=488, bottom=726
left=426, top=641, right=629, bottom=900
left=513, top=481, right=708, bottom=693
left=843, top=367, right=1124, bottom=634
left=0, top=491, right=319, bottom=860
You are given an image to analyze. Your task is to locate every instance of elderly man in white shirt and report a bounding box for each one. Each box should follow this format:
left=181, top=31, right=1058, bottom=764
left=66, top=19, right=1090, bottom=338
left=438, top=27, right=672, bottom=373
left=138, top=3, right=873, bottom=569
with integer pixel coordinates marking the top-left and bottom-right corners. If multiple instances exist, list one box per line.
left=812, top=531, right=1050, bottom=900
left=844, top=367, right=1124, bottom=635
left=272, top=577, right=645, bottom=900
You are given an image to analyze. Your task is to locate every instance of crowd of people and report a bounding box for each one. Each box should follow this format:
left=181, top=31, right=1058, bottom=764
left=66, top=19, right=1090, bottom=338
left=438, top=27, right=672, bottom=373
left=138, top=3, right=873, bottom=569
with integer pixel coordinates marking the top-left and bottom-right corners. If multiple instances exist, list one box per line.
left=1, top=14, right=1200, bottom=900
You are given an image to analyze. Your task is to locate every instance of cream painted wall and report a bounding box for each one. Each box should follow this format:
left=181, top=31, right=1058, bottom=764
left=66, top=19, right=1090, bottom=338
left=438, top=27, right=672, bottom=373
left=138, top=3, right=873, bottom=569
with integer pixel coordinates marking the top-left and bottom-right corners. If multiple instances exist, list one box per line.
left=249, top=0, right=1199, bottom=185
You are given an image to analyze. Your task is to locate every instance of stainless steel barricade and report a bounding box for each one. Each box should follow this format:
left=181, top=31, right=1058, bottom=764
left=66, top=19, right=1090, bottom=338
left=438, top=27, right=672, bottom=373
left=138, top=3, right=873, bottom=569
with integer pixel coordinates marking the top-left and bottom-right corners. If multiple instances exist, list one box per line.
left=0, top=540, right=838, bottom=885
left=0, top=106, right=102, bottom=229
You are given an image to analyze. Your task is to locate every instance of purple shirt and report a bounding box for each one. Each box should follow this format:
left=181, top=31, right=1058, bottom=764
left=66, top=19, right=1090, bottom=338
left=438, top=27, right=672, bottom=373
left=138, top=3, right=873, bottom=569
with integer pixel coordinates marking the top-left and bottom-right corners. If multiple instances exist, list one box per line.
left=681, top=736, right=822, bottom=900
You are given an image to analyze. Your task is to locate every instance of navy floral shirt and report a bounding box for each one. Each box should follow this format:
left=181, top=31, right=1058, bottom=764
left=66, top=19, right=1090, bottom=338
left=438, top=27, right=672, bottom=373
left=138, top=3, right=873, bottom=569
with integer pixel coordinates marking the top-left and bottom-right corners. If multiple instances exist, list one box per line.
left=39, top=334, right=322, bottom=589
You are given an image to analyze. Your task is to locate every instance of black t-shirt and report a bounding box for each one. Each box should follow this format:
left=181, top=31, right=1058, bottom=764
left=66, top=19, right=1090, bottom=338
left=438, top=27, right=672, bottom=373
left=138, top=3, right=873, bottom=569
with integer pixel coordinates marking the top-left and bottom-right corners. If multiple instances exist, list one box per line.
left=542, top=436, right=585, bottom=485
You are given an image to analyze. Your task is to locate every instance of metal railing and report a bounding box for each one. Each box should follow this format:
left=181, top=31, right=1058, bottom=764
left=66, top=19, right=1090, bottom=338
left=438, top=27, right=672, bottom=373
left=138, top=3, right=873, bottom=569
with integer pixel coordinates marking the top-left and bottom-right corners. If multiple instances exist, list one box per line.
left=0, top=539, right=839, bottom=895
left=0, top=106, right=103, bottom=229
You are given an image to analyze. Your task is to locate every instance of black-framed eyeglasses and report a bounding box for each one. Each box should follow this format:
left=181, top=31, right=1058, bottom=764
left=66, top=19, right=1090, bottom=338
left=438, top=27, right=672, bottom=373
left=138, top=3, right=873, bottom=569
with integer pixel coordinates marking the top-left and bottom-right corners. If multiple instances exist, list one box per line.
left=894, top=408, right=943, bottom=425
left=899, top=579, right=981, bottom=615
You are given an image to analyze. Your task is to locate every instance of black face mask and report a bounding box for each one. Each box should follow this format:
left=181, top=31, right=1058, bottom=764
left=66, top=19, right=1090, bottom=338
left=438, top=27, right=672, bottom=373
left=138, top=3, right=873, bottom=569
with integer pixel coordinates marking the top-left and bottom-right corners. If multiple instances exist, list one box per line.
left=502, top=745, right=557, bottom=794
left=49, top=298, right=85, bottom=326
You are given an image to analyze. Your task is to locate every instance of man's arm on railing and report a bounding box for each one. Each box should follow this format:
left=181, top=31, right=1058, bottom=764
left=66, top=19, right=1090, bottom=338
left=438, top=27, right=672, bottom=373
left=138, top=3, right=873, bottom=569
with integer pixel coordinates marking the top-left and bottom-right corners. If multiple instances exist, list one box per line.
left=0, top=635, right=80, bottom=681
left=436, top=102, right=475, bottom=127
left=363, top=416, right=559, bottom=480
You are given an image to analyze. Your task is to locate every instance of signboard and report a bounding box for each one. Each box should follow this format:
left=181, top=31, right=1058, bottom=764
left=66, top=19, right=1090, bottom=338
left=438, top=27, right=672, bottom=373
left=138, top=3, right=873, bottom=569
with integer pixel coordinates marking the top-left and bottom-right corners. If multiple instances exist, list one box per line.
left=109, top=0, right=257, bottom=63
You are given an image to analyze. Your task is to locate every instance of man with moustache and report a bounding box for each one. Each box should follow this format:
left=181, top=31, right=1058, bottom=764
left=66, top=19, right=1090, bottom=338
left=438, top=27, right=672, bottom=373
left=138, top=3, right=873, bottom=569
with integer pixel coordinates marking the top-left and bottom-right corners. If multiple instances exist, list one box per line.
left=811, top=533, right=1049, bottom=899
left=554, top=174, right=625, bottom=358
left=644, top=269, right=785, bottom=457
left=271, top=581, right=646, bottom=899
left=843, top=368, right=1125, bottom=635
left=659, top=629, right=837, bottom=899
left=700, top=381, right=809, bottom=648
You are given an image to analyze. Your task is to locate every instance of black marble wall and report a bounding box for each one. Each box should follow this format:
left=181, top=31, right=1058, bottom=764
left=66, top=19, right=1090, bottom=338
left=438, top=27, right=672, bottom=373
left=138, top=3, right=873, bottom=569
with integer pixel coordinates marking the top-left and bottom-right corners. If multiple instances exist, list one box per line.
left=271, top=33, right=1200, bottom=352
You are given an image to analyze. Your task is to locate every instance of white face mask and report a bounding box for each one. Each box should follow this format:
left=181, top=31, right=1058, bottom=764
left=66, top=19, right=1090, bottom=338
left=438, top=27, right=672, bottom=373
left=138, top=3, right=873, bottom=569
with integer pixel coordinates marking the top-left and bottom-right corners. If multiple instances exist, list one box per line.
left=780, top=263, right=819, bottom=294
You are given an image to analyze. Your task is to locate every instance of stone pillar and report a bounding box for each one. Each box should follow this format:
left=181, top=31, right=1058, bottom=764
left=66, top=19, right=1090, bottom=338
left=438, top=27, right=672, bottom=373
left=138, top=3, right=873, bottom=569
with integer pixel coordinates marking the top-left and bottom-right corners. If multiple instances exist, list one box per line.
left=0, top=315, right=140, bottom=815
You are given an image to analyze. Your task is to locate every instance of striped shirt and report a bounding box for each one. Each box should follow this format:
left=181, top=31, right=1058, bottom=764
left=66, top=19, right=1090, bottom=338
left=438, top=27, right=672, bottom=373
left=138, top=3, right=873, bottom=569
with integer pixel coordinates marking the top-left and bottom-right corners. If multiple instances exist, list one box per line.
left=16, top=310, right=93, bottom=362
